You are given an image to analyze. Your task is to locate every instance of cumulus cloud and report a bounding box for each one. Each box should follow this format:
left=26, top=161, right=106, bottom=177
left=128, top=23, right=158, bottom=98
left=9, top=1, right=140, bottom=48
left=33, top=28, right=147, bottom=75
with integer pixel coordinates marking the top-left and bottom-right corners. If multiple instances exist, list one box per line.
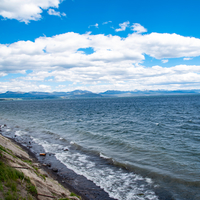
left=115, top=21, right=130, bottom=32
left=131, top=23, right=147, bottom=33
left=1, top=31, right=200, bottom=92
left=0, top=0, right=63, bottom=23
left=1, top=31, right=200, bottom=72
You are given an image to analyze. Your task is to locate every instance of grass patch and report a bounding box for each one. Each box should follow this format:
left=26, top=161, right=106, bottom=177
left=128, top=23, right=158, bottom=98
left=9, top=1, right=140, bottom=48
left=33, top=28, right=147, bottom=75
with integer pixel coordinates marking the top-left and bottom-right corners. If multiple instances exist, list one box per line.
left=0, top=161, right=24, bottom=182
left=0, top=145, right=16, bottom=158
left=0, top=145, right=8, bottom=153
left=5, top=190, right=18, bottom=200
left=5, top=180, right=17, bottom=192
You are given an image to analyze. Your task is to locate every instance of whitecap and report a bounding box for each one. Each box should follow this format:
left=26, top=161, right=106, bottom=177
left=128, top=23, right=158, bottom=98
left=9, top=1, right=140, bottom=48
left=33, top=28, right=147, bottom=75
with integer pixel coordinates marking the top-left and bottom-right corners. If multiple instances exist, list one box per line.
left=15, top=130, right=24, bottom=136
left=99, top=152, right=111, bottom=160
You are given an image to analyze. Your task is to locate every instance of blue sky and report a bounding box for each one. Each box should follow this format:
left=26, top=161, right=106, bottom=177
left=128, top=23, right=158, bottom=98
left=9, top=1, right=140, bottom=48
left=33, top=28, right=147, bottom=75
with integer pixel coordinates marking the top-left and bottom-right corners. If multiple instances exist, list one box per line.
left=0, top=0, right=200, bottom=93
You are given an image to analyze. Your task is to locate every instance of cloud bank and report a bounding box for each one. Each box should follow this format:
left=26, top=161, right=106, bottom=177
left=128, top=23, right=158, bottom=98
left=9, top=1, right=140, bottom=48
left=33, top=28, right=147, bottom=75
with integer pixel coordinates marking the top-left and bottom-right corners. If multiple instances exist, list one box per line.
left=1, top=24, right=200, bottom=92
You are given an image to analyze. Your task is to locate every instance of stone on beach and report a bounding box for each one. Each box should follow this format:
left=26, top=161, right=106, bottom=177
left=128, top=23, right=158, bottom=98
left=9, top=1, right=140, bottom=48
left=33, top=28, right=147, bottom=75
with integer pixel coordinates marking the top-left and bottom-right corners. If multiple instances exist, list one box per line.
left=63, top=147, right=69, bottom=151
left=39, top=153, right=46, bottom=156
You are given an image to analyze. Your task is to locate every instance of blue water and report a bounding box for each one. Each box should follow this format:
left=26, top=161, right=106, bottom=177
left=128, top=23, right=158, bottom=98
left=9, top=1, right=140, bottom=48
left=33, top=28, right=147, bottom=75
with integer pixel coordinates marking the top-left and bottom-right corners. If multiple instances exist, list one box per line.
left=0, top=95, right=200, bottom=200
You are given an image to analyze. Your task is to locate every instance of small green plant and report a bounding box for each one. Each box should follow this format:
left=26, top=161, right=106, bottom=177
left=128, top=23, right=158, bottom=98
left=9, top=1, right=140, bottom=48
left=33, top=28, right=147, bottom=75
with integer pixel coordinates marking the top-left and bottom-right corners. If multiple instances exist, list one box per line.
left=5, top=190, right=18, bottom=200
left=23, top=160, right=32, bottom=165
left=58, top=198, right=70, bottom=200
left=70, top=192, right=80, bottom=199
left=18, top=195, right=26, bottom=200
left=25, top=177, right=31, bottom=184
left=32, top=166, right=38, bottom=172
left=5, top=180, right=17, bottom=192
left=0, top=182, right=3, bottom=191
left=27, top=194, right=33, bottom=200
left=27, top=183, right=37, bottom=196
left=40, top=174, right=46, bottom=181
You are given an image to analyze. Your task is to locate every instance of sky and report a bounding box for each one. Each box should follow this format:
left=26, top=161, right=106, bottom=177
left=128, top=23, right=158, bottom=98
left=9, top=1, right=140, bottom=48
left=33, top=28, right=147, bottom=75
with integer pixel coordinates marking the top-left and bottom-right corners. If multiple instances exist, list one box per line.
left=0, top=0, right=200, bottom=93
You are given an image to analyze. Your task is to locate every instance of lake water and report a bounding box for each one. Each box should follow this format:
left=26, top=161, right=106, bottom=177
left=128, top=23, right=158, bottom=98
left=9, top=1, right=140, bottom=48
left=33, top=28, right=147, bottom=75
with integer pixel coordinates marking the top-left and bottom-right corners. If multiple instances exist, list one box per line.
left=0, top=95, right=200, bottom=200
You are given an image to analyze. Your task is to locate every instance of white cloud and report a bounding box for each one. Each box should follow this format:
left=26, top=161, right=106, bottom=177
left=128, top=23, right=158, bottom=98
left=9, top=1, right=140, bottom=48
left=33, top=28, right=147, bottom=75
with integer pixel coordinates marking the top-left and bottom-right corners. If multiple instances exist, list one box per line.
left=48, top=9, right=60, bottom=17
left=0, top=72, right=7, bottom=77
left=102, top=21, right=112, bottom=25
left=131, top=23, right=147, bottom=33
left=1, top=31, right=200, bottom=92
left=162, top=59, right=168, bottom=63
left=88, top=23, right=99, bottom=28
left=0, top=0, right=62, bottom=23
left=183, top=57, right=193, bottom=60
left=61, top=12, right=66, bottom=17
left=115, top=21, right=130, bottom=32
left=47, top=8, right=66, bottom=17
left=0, top=79, right=52, bottom=93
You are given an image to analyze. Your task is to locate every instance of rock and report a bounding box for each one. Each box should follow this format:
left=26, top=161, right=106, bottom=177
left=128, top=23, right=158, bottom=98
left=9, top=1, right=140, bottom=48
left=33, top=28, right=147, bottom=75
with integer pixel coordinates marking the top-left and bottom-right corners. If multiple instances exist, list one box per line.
left=63, top=147, right=69, bottom=151
left=38, top=169, right=49, bottom=177
left=32, top=163, right=40, bottom=167
left=0, top=135, right=29, bottom=159
left=1, top=124, right=7, bottom=128
left=52, top=168, right=58, bottom=172
left=47, top=163, right=51, bottom=167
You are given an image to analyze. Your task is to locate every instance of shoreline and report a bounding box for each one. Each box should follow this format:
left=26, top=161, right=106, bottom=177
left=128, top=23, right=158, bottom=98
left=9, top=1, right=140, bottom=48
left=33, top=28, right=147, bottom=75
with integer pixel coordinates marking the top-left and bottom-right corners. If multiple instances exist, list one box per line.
left=0, top=127, right=116, bottom=200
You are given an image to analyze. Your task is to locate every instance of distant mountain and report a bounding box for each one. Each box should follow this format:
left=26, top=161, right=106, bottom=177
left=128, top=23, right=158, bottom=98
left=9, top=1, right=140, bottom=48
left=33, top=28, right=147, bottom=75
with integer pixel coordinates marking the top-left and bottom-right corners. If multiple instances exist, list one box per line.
left=0, top=90, right=102, bottom=99
left=100, top=90, right=200, bottom=97
left=61, top=90, right=102, bottom=98
left=0, top=91, right=57, bottom=99
left=0, top=89, right=199, bottom=100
